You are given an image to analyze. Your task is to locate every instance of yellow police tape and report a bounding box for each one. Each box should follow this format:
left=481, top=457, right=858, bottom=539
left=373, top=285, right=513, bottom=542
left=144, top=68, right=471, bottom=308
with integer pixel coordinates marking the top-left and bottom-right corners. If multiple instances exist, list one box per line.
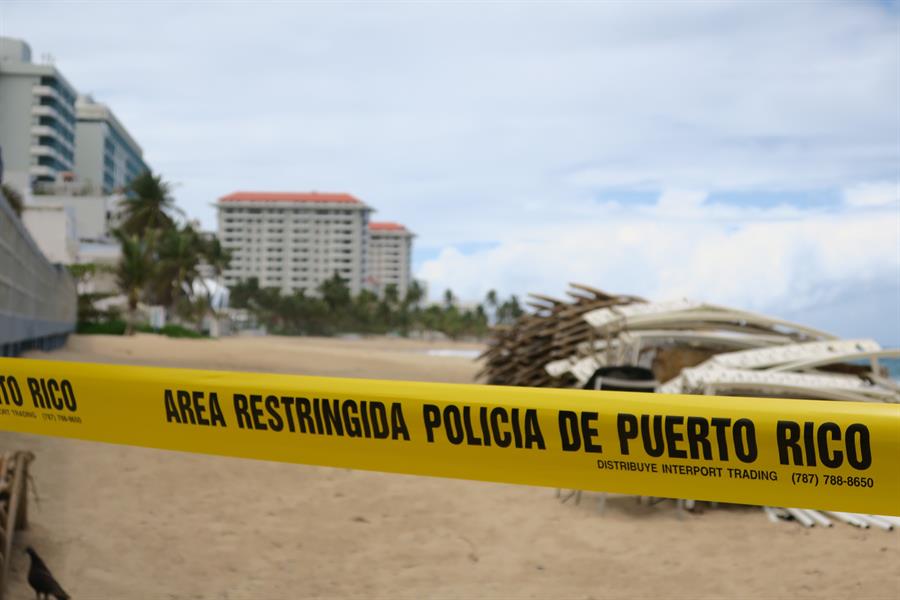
left=0, top=358, right=897, bottom=515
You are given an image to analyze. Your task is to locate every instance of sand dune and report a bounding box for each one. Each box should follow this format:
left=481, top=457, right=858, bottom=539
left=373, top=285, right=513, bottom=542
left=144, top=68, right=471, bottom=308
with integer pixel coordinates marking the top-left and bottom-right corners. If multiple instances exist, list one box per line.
left=1, top=334, right=897, bottom=599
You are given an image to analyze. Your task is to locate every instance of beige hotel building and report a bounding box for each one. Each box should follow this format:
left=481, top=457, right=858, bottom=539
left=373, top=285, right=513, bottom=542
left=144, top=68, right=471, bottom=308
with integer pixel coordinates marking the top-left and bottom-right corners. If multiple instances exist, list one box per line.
left=217, top=191, right=414, bottom=298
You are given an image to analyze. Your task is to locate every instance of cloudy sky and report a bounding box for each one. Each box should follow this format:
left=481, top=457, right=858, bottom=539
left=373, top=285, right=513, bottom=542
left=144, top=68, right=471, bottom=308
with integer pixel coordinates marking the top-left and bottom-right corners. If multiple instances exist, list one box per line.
left=3, top=1, right=898, bottom=342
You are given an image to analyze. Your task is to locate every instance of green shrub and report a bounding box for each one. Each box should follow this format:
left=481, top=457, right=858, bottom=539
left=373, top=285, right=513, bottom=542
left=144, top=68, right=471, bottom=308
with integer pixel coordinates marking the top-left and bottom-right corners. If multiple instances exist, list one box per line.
left=161, top=324, right=208, bottom=338
left=76, top=320, right=127, bottom=335
left=135, top=323, right=208, bottom=339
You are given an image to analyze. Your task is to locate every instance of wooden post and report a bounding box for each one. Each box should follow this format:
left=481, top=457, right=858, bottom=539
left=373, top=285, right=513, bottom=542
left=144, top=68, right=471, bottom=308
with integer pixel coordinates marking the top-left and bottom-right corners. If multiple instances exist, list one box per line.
left=0, top=452, right=32, bottom=600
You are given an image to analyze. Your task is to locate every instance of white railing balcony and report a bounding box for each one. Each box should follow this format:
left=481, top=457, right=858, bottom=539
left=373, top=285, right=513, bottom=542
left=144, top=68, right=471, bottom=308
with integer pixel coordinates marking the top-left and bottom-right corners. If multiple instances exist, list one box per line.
left=30, top=144, right=56, bottom=157
left=30, top=125, right=75, bottom=153
left=31, top=104, right=55, bottom=117
left=29, top=144, right=67, bottom=161
left=29, top=165, right=55, bottom=177
left=30, top=104, right=69, bottom=125
left=31, top=85, right=65, bottom=104
left=29, top=145, right=72, bottom=170
left=31, top=85, right=72, bottom=106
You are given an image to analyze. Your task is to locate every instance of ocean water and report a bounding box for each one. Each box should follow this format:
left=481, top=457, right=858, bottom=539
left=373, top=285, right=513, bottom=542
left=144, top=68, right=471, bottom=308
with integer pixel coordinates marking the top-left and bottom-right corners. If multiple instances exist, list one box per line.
left=882, top=357, right=900, bottom=381
left=425, top=349, right=482, bottom=359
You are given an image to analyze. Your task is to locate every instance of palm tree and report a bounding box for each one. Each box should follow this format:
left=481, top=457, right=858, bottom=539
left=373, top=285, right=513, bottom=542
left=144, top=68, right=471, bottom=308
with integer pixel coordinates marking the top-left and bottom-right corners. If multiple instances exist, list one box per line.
left=474, top=304, right=489, bottom=335
left=377, top=284, right=401, bottom=332
left=319, top=272, right=352, bottom=312
left=120, top=170, right=180, bottom=235
left=152, top=225, right=203, bottom=318
left=443, top=289, right=456, bottom=308
left=228, top=277, right=260, bottom=309
left=400, top=280, right=426, bottom=335
left=197, top=235, right=231, bottom=320
left=383, top=284, right=400, bottom=308
left=202, top=236, right=231, bottom=278
left=497, top=294, right=524, bottom=325
left=405, top=280, right=425, bottom=309
left=352, top=289, right=379, bottom=332
left=485, top=289, right=499, bottom=325
left=115, top=230, right=155, bottom=334
left=486, top=289, right=498, bottom=308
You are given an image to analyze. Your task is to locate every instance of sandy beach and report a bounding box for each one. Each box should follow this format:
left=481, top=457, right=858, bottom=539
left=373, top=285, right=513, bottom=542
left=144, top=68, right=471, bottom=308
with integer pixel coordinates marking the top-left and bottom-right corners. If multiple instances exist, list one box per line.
left=2, top=334, right=898, bottom=599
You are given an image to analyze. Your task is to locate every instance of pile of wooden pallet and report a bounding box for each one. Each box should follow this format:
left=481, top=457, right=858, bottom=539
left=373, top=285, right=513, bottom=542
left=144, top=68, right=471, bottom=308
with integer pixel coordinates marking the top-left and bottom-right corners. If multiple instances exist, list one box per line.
left=478, top=286, right=856, bottom=388
left=478, top=285, right=900, bottom=529
left=476, top=284, right=643, bottom=387
left=0, top=451, right=33, bottom=600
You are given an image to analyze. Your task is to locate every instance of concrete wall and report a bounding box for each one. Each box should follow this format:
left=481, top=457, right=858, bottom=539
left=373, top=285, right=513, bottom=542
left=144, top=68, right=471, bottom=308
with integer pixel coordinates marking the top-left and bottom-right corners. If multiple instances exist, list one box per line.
left=0, top=68, right=38, bottom=177
left=77, top=241, right=120, bottom=294
left=0, top=187, right=76, bottom=356
left=21, top=205, right=78, bottom=264
left=73, top=119, right=105, bottom=193
left=28, top=193, right=111, bottom=240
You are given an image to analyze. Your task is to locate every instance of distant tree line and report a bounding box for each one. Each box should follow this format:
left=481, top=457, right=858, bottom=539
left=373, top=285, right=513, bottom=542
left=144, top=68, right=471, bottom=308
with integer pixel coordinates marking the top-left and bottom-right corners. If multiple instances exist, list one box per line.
left=229, top=276, right=524, bottom=340
left=79, top=170, right=524, bottom=339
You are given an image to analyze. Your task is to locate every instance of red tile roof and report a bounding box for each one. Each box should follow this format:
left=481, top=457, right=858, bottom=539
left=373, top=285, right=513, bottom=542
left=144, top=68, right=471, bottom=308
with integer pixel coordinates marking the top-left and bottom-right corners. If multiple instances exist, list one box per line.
left=368, top=221, right=407, bottom=231
left=219, top=191, right=362, bottom=204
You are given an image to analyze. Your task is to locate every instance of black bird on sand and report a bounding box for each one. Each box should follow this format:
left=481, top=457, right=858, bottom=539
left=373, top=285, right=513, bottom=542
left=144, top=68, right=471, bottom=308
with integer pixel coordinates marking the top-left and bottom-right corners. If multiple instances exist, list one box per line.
left=25, top=546, right=70, bottom=600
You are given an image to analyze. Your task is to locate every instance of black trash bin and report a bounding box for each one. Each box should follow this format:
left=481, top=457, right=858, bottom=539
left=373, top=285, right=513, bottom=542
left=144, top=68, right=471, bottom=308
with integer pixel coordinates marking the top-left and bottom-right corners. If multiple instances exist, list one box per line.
left=583, top=365, right=658, bottom=392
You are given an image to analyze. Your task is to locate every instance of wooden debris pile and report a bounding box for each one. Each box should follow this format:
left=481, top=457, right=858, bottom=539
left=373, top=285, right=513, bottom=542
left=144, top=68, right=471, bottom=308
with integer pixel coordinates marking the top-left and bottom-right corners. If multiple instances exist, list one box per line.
left=476, top=284, right=643, bottom=387
left=0, top=451, right=34, bottom=600
left=478, top=285, right=900, bottom=529
left=478, top=287, right=850, bottom=388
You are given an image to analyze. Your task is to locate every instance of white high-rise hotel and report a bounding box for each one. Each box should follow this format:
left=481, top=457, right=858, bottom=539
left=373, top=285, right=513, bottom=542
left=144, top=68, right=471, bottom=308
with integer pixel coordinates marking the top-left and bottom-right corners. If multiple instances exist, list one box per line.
left=0, top=37, right=78, bottom=191
left=217, top=191, right=414, bottom=297
left=0, top=37, right=147, bottom=194
left=367, top=222, right=414, bottom=297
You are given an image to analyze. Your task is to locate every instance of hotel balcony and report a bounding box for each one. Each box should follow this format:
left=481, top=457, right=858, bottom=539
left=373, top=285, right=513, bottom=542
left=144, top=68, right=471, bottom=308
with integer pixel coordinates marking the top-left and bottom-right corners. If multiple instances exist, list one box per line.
left=29, top=164, right=55, bottom=178
left=30, top=125, right=75, bottom=154
left=32, top=84, right=65, bottom=103
left=30, top=104, right=69, bottom=124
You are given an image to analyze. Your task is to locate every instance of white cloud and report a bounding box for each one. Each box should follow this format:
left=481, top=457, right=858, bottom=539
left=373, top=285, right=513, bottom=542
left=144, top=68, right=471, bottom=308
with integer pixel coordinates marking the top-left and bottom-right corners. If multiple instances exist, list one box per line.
left=655, top=189, right=708, bottom=215
left=3, top=1, right=897, bottom=337
left=417, top=190, right=900, bottom=341
left=4, top=1, right=897, bottom=226
left=844, top=181, right=900, bottom=207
